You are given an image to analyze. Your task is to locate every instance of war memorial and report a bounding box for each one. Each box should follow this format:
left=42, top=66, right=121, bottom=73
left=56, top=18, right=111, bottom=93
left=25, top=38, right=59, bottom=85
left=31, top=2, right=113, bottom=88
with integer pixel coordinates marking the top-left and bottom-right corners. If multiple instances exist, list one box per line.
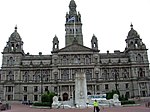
left=0, top=0, right=150, bottom=111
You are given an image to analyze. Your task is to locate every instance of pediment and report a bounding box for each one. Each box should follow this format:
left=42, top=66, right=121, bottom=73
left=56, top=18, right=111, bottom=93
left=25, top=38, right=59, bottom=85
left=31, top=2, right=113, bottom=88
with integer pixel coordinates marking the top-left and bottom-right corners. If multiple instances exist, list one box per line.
left=59, top=43, right=94, bottom=52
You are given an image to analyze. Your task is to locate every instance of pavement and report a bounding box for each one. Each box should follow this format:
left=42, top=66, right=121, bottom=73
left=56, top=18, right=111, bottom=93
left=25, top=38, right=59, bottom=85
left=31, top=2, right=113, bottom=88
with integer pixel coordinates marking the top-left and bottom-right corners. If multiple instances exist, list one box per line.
left=3, top=103, right=150, bottom=112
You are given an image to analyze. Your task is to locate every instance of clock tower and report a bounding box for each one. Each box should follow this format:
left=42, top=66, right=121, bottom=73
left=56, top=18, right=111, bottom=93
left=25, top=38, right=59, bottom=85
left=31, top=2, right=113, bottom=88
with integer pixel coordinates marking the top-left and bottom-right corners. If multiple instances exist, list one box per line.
left=65, top=0, right=83, bottom=46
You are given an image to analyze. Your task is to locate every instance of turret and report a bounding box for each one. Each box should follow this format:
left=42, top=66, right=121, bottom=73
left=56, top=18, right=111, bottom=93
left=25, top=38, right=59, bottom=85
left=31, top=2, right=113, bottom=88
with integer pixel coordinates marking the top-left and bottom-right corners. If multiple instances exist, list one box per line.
left=52, top=35, right=59, bottom=52
left=125, top=24, right=146, bottom=50
left=2, top=26, right=24, bottom=67
left=91, top=34, right=98, bottom=50
left=3, top=26, right=24, bottom=53
left=124, top=24, right=148, bottom=64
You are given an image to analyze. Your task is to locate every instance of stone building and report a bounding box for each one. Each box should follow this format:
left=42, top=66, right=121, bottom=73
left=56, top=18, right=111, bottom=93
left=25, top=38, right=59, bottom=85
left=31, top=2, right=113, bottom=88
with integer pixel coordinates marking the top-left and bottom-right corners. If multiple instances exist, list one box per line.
left=0, top=0, right=150, bottom=102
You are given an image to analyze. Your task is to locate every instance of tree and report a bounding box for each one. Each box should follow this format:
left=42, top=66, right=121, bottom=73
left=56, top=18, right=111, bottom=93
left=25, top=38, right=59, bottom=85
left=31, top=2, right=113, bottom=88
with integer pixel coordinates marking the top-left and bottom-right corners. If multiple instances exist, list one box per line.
left=41, top=91, right=56, bottom=105
left=106, top=90, right=120, bottom=100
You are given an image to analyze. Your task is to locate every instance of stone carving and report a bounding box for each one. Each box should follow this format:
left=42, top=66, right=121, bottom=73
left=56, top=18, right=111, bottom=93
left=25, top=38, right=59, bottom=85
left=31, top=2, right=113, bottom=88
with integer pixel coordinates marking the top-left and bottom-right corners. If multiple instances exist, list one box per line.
left=109, top=94, right=121, bottom=106
left=113, top=94, right=119, bottom=101
left=52, top=96, right=61, bottom=108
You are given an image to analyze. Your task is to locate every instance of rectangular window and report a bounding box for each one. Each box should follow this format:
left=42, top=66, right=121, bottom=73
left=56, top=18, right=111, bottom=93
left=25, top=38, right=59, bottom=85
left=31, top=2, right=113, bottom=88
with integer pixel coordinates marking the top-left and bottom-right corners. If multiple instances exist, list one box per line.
left=24, top=95, right=27, bottom=101
left=44, top=86, right=48, bottom=92
left=105, top=84, right=109, bottom=90
left=34, top=95, right=38, bottom=101
left=125, top=92, right=130, bottom=99
left=125, top=83, right=129, bottom=89
left=24, top=86, right=27, bottom=92
left=54, top=87, right=57, bottom=93
left=6, top=86, right=13, bottom=92
left=34, top=86, right=38, bottom=92
left=96, top=85, right=100, bottom=91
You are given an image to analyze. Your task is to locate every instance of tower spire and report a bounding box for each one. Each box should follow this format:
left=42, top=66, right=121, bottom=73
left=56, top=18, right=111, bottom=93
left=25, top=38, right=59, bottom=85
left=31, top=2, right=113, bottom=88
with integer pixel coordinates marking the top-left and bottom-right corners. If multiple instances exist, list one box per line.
left=15, top=25, right=17, bottom=32
left=130, top=23, right=133, bottom=29
left=69, top=0, right=77, bottom=15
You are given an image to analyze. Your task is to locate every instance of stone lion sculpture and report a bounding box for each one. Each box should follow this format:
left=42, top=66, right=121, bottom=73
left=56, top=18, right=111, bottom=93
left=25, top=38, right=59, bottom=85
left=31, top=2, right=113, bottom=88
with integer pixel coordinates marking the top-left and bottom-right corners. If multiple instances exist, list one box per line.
left=113, top=94, right=119, bottom=101
left=52, top=96, right=59, bottom=104
left=52, top=96, right=61, bottom=108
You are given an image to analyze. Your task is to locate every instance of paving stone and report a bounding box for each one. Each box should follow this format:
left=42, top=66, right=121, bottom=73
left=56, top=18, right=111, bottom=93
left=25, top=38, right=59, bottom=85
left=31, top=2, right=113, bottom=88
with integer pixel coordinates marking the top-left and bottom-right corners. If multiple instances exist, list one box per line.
left=3, top=103, right=150, bottom=112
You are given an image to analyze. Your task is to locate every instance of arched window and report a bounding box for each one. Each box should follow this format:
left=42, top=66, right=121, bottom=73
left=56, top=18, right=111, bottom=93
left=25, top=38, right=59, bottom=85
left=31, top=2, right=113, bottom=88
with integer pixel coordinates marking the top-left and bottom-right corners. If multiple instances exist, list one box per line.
left=86, top=69, right=92, bottom=80
left=61, top=69, right=69, bottom=81
left=85, top=55, right=91, bottom=64
left=11, top=43, right=15, bottom=51
left=122, top=69, right=129, bottom=79
left=23, top=72, right=29, bottom=82
left=7, top=71, right=14, bottom=81
left=7, top=57, right=14, bottom=66
left=74, top=55, right=80, bottom=64
left=62, top=56, right=67, bottom=65
left=43, top=71, right=49, bottom=82
left=129, top=41, right=135, bottom=48
left=138, top=68, right=145, bottom=77
left=72, top=69, right=78, bottom=80
left=70, top=29, right=72, bottom=32
left=33, top=71, right=40, bottom=82
left=136, top=54, right=143, bottom=62
left=102, top=70, right=109, bottom=80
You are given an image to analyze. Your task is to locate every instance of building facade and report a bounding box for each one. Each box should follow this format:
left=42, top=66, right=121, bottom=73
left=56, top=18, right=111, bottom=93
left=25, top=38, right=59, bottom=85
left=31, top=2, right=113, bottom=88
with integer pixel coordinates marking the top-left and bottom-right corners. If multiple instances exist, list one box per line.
left=0, top=0, right=150, bottom=102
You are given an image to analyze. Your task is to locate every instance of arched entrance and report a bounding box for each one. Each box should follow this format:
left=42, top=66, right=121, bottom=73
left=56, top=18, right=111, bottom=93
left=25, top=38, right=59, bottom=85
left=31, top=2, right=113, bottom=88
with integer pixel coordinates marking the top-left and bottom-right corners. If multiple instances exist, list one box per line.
left=62, top=93, right=68, bottom=101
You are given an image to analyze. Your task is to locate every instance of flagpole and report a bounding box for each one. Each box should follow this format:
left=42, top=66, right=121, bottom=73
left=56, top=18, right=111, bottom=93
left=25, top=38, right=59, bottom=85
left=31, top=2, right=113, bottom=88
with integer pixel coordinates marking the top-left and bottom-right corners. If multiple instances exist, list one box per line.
left=74, top=17, right=76, bottom=38
left=67, top=17, right=76, bottom=38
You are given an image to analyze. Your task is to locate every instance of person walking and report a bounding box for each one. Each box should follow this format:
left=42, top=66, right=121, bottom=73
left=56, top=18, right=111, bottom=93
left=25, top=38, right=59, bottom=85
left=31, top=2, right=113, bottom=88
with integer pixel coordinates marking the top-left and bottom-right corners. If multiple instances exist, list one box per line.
left=93, top=100, right=100, bottom=112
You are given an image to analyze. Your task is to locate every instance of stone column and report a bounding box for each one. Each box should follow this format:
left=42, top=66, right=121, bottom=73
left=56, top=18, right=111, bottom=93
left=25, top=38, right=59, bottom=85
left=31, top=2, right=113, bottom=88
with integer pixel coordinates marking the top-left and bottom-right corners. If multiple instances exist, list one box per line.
left=3, top=86, right=6, bottom=101
left=69, top=85, right=71, bottom=98
left=138, top=82, right=141, bottom=97
left=13, top=86, right=14, bottom=100
left=60, top=85, right=62, bottom=98
left=147, top=82, right=149, bottom=96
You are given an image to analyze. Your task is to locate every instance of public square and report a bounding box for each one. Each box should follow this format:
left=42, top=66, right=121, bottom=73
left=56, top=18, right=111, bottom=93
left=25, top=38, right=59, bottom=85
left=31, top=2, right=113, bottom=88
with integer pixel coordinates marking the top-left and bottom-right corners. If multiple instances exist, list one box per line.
left=3, top=102, right=150, bottom=112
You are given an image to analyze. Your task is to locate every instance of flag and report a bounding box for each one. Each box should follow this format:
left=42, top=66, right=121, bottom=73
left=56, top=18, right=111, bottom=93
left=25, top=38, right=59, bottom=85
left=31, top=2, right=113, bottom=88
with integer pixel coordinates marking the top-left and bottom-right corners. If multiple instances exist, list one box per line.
left=68, top=17, right=75, bottom=22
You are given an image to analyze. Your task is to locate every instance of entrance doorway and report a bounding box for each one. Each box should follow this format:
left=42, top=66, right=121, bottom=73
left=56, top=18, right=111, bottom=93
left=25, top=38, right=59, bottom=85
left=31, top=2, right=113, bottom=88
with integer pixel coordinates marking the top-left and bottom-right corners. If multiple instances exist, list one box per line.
left=62, top=93, right=68, bottom=101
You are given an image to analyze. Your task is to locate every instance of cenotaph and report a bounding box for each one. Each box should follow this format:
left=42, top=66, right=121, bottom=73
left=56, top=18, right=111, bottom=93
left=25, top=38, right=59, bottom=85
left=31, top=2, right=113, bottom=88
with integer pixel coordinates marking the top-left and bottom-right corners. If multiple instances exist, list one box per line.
left=75, top=72, right=87, bottom=107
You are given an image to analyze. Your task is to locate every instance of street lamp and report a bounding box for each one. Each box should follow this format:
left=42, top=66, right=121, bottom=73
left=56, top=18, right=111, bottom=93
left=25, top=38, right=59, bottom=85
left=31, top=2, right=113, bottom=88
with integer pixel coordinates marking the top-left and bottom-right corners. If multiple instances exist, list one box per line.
left=40, top=70, right=43, bottom=102
left=114, top=69, right=118, bottom=91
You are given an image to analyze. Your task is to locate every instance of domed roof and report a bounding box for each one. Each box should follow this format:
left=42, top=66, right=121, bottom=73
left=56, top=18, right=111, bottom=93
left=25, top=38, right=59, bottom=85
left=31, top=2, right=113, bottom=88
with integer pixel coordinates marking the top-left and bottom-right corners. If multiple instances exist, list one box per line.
left=9, top=26, right=21, bottom=41
left=127, top=24, right=139, bottom=38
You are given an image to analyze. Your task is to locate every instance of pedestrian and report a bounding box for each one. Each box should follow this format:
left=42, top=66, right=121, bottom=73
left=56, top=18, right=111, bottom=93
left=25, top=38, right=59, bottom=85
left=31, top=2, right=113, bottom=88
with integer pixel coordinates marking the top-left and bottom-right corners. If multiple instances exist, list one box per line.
left=93, top=100, right=100, bottom=112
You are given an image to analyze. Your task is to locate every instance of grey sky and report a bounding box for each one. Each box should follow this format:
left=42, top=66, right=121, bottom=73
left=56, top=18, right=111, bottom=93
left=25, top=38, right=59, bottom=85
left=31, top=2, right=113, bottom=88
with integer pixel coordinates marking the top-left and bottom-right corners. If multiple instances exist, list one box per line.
left=0, top=0, right=150, bottom=65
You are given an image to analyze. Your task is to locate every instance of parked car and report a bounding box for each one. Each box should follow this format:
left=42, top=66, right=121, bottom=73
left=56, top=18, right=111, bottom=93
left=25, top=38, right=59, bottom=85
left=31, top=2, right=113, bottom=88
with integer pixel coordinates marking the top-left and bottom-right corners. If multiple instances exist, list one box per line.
left=0, top=104, right=6, bottom=111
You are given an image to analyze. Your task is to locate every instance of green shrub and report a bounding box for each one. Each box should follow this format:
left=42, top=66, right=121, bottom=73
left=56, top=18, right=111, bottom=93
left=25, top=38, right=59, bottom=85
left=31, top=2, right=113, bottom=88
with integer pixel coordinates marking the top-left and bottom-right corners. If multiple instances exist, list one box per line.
left=33, top=102, right=51, bottom=107
left=106, top=90, right=130, bottom=101
left=41, top=91, right=55, bottom=103
left=121, top=100, right=135, bottom=105
left=106, top=90, right=120, bottom=100
left=33, top=91, right=56, bottom=107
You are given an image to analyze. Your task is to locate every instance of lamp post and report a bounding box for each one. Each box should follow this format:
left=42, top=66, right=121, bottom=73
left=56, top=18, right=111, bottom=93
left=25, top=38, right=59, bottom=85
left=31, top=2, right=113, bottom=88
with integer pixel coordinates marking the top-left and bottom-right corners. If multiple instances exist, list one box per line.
left=40, top=70, right=43, bottom=102
left=114, top=69, right=118, bottom=91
